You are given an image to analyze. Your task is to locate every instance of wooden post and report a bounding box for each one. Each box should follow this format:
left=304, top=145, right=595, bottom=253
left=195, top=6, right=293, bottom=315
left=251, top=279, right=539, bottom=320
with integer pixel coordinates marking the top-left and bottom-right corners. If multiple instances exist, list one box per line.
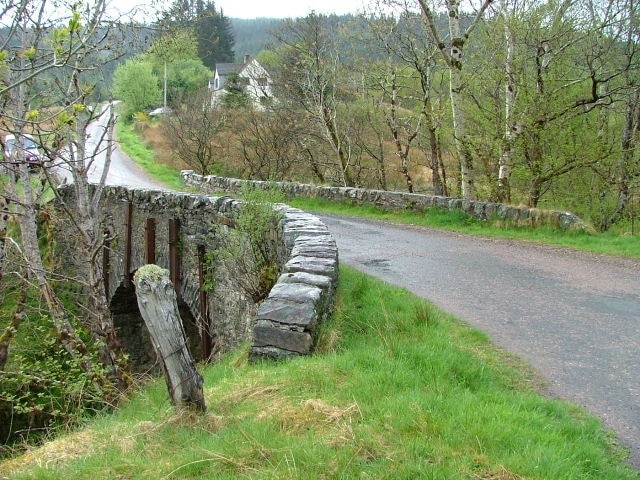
left=133, top=264, right=206, bottom=411
left=145, top=218, right=156, bottom=265
left=123, top=202, right=133, bottom=288
left=102, top=229, right=110, bottom=299
left=197, top=245, right=212, bottom=362
left=169, top=219, right=181, bottom=300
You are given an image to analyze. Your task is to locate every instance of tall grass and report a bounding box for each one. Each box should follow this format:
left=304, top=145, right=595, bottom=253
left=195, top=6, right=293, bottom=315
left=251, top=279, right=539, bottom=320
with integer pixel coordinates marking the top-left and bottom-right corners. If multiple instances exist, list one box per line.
left=2, top=266, right=636, bottom=479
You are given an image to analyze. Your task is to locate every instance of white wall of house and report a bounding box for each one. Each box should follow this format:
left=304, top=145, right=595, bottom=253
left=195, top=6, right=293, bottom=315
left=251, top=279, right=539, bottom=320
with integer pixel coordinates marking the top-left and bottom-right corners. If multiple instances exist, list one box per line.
left=209, top=56, right=273, bottom=109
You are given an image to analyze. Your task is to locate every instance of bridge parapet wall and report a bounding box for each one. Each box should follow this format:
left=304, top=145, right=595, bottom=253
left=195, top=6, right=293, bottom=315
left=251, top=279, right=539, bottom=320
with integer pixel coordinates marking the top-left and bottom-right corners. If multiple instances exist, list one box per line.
left=56, top=185, right=338, bottom=361
left=182, top=171, right=584, bottom=230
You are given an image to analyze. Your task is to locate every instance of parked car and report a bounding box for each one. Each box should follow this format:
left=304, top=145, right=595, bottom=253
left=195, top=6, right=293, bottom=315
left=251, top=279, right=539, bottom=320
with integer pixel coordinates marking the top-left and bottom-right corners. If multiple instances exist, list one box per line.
left=149, top=106, right=172, bottom=117
left=3, top=134, right=44, bottom=169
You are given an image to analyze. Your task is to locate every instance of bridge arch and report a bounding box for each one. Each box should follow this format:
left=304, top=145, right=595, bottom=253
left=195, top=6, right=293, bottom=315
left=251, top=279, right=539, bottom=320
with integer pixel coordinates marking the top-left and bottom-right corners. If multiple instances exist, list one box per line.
left=56, top=185, right=338, bottom=366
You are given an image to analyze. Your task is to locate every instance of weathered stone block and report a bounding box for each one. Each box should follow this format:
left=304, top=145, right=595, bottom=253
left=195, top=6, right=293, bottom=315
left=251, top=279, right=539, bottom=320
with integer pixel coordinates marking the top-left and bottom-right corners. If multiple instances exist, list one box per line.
left=278, top=272, right=332, bottom=289
left=268, top=283, right=322, bottom=304
left=285, top=256, right=338, bottom=280
left=257, top=298, right=317, bottom=329
left=253, top=326, right=313, bottom=354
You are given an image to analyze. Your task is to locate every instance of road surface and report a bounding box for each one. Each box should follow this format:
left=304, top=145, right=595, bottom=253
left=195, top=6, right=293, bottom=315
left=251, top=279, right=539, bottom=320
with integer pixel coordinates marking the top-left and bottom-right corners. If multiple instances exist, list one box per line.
left=318, top=213, right=640, bottom=469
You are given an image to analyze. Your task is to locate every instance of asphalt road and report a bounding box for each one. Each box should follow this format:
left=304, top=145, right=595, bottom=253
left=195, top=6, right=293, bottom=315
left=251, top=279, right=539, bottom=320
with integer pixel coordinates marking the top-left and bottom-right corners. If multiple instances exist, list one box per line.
left=317, top=213, right=640, bottom=469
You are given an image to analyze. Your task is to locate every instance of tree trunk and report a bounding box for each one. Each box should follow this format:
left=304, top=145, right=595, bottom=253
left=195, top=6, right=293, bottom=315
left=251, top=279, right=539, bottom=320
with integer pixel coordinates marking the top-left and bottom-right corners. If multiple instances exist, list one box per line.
left=0, top=289, right=26, bottom=370
left=426, top=123, right=444, bottom=196
left=134, top=265, right=206, bottom=412
left=0, top=196, right=9, bottom=283
left=498, top=3, right=516, bottom=203
left=321, top=105, right=355, bottom=187
left=418, top=0, right=489, bottom=200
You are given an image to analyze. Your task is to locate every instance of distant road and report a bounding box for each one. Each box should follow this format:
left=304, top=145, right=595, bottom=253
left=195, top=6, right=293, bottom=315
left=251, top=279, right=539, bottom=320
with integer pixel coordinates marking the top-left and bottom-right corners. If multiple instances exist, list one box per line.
left=318, top=213, right=640, bottom=469
left=53, top=105, right=167, bottom=190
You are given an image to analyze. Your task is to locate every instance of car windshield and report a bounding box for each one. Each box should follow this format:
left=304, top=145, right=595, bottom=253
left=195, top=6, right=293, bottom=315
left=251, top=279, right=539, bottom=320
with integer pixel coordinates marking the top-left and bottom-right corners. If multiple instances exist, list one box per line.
left=6, top=137, right=38, bottom=151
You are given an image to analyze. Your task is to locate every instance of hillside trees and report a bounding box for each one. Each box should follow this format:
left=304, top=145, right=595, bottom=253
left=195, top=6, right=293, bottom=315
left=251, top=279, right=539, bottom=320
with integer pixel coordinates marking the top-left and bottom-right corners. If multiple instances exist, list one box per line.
left=465, top=0, right=639, bottom=220
left=142, top=10, right=637, bottom=228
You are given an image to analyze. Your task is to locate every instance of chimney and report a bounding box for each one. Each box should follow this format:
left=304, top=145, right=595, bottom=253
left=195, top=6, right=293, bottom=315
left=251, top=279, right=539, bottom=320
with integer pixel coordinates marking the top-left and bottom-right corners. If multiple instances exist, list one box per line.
left=243, top=54, right=250, bottom=65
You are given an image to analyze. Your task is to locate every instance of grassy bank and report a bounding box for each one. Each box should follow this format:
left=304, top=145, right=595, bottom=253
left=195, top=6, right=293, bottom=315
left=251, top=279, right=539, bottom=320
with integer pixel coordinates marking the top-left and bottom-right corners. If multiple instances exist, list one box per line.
left=115, top=121, right=186, bottom=191
left=2, top=266, right=636, bottom=479
left=287, top=197, right=640, bottom=258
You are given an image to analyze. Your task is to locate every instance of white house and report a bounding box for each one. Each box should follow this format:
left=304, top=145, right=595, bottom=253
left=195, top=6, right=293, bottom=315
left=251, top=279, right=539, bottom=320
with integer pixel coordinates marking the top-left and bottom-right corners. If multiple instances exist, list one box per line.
left=209, top=55, right=273, bottom=108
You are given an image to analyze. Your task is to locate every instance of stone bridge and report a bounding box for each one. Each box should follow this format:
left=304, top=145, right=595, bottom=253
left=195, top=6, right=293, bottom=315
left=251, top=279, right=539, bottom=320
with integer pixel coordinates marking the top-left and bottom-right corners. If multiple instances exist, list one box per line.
left=56, top=185, right=338, bottom=369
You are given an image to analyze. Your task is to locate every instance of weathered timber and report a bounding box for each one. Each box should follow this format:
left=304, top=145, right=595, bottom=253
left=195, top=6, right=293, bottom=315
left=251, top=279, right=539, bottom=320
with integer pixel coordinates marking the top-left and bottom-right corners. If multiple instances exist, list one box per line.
left=133, top=264, right=206, bottom=411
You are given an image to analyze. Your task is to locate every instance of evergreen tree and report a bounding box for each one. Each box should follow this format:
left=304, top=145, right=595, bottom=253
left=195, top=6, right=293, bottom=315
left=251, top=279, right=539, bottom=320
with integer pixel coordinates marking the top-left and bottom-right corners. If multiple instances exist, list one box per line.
left=158, top=0, right=235, bottom=69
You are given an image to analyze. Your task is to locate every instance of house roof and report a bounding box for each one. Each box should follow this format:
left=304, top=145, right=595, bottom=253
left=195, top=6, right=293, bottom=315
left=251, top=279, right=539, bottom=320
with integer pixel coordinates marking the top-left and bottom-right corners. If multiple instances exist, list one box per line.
left=215, top=63, right=243, bottom=76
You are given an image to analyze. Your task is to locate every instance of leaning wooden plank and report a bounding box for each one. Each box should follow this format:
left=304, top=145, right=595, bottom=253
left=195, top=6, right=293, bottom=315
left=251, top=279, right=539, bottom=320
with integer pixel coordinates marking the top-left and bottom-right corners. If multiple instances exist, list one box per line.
left=133, top=264, right=206, bottom=412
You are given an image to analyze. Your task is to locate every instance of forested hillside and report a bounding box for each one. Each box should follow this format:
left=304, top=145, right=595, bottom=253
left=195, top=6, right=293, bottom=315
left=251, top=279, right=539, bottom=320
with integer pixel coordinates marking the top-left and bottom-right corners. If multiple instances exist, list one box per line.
left=231, top=18, right=284, bottom=57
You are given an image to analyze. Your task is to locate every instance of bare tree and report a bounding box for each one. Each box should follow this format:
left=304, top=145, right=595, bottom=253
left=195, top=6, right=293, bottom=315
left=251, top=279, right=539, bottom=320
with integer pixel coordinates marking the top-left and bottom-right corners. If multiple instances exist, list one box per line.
left=272, top=13, right=357, bottom=187
left=236, top=105, right=307, bottom=181
left=1, top=0, right=135, bottom=386
left=163, top=88, right=227, bottom=175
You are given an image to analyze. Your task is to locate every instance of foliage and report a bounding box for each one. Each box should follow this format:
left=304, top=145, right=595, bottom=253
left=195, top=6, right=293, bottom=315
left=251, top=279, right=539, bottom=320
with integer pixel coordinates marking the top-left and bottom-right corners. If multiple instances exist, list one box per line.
left=166, top=59, right=212, bottom=101
left=2, top=266, right=637, bottom=478
left=113, top=58, right=162, bottom=119
left=215, top=185, right=286, bottom=302
left=156, top=0, right=235, bottom=69
left=0, top=320, right=113, bottom=454
left=145, top=31, right=213, bottom=105
left=221, top=73, right=252, bottom=108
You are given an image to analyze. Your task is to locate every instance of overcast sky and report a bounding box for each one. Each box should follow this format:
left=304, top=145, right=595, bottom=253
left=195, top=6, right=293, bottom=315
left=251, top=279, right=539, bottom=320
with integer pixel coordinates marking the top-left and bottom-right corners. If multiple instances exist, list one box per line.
left=107, top=0, right=371, bottom=23
left=212, top=0, right=367, bottom=19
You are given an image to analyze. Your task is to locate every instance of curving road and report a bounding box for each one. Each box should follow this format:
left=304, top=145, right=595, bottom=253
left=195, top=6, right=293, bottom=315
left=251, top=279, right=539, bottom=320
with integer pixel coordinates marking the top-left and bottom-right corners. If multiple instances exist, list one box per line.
left=317, top=213, right=640, bottom=469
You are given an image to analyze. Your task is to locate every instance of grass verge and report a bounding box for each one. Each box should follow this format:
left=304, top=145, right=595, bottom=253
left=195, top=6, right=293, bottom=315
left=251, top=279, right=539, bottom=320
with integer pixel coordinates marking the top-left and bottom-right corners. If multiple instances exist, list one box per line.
left=115, top=121, right=185, bottom=191
left=287, top=197, right=640, bottom=258
left=2, top=266, right=636, bottom=479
